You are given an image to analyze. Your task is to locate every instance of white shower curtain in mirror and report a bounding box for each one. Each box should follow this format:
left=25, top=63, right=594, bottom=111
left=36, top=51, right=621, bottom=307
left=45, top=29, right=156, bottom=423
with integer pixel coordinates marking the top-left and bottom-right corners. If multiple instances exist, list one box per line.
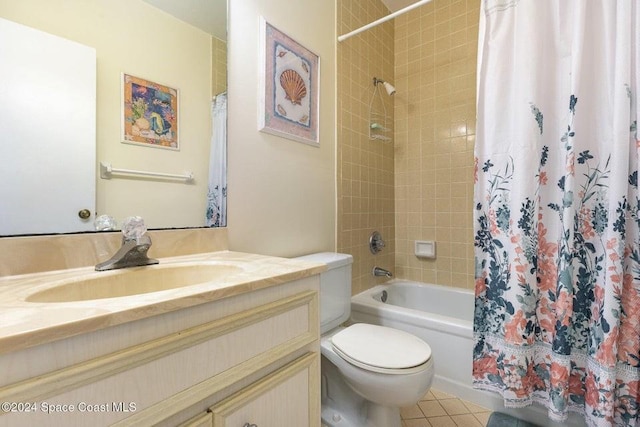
left=473, top=1, right=639, bottom=425
left=206, top=93, right=227, bottom=227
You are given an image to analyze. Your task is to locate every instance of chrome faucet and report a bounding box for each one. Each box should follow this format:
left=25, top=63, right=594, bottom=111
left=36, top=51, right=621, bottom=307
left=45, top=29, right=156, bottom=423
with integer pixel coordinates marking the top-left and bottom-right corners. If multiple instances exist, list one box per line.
left=372, top=266, right=393, bottom=278
left=95, top=216, right=159, bottom=271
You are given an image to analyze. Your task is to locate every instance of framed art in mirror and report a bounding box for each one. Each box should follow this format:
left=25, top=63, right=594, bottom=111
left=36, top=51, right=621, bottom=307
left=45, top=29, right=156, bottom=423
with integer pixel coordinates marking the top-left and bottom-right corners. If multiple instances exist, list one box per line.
left=122, top=73, right=180, bottom=150
left=258, top=18, right=319, bottom=147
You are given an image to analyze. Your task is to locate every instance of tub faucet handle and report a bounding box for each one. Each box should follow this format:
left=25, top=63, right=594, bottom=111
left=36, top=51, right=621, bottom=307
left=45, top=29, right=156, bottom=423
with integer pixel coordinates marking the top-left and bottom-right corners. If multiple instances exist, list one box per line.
left=369, top=231, right=386, bottom=254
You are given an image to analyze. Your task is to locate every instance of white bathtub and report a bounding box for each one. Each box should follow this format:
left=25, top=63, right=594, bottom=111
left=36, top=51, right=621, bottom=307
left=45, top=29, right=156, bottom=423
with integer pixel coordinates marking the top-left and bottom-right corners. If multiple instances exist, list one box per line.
left=350, top=280, right=586, bottom=427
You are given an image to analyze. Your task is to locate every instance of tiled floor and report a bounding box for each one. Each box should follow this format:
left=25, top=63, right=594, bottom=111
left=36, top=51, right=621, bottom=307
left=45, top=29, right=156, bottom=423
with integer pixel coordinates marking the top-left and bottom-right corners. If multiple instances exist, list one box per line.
left=401, top=389, right=492, bottom=427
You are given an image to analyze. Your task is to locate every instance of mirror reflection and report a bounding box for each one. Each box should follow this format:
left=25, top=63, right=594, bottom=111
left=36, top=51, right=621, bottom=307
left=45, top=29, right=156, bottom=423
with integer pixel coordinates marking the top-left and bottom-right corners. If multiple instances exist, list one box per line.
left=0, top=0, right=227, bottom=236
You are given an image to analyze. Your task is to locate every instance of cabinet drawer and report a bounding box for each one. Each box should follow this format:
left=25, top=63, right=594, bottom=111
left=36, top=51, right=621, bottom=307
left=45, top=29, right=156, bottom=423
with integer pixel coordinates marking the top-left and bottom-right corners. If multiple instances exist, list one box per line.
left=210, top=353, right=319, bottom=427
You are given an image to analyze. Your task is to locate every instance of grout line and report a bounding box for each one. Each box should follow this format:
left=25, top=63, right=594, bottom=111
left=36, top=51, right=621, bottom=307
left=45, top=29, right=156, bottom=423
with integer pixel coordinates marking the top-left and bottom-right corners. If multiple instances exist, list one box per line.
left=401, top=388, right=491, bottom=427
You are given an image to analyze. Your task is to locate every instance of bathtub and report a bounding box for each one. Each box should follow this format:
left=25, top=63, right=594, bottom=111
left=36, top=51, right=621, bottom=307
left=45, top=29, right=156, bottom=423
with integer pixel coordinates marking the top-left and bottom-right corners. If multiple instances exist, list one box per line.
left=350, top=280, right=586, bottom=427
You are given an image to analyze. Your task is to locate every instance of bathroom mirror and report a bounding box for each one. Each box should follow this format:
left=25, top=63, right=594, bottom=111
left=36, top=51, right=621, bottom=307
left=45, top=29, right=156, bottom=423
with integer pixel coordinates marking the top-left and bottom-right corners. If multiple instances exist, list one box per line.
left=0, top=0, right=227, bottom=236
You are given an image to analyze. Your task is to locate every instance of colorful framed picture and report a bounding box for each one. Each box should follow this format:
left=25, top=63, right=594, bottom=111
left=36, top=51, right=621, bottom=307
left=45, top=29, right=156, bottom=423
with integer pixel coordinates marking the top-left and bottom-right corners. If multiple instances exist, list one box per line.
left=122, top=74, right=179, bottom=150
left=259, top=18, right=320, bottom=146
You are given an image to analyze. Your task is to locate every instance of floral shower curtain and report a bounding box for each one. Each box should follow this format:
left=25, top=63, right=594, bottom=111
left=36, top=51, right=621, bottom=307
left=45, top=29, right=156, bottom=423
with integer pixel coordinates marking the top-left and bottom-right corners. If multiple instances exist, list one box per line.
left=206, top=93, right=227, bottom=227
left=473, top=1, right=640, bottom=425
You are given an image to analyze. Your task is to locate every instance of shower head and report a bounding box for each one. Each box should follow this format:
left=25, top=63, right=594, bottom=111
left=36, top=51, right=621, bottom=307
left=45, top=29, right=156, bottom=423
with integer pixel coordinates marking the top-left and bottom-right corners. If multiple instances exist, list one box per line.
left=382, top=81, right=396, bottom=96
left=373, top=77, right=396, bottom=96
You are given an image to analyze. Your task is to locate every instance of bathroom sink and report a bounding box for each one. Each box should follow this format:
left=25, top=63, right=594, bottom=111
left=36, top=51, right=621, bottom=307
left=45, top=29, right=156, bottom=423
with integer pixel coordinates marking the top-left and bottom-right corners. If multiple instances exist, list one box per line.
left=25, top=264, right=243, bottom=303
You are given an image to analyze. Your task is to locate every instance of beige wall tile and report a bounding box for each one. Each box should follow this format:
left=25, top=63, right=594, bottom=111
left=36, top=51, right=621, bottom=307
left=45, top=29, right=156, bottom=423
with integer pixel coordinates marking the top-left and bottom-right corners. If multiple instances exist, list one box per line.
left=337, top=0, right=395, bottom=294
left=394, top=0, right=478, bottom=289
left=338, top=0, right=478, bottom=292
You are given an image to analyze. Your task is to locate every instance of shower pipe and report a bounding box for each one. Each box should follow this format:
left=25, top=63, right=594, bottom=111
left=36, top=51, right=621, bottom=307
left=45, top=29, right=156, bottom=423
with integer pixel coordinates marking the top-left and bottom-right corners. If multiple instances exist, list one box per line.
left=337, top=0, right=434, bottom=42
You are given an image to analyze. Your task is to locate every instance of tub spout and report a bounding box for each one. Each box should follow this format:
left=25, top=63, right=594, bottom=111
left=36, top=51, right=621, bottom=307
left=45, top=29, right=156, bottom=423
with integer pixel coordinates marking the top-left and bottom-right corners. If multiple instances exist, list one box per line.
left=373, top=266, right=393, bottom=278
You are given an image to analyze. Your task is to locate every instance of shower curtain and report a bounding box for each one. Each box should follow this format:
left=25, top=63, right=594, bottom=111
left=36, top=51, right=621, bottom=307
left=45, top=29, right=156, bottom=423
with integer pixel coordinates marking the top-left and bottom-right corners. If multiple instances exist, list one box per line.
left=472, top=1, right=640, bottom=425
left=206, top=93, right=227, bottom=227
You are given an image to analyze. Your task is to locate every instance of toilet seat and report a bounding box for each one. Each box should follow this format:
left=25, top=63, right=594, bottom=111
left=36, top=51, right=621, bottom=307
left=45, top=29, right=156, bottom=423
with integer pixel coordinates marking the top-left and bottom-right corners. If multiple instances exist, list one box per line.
left=331, top=323, right=432, bottom=375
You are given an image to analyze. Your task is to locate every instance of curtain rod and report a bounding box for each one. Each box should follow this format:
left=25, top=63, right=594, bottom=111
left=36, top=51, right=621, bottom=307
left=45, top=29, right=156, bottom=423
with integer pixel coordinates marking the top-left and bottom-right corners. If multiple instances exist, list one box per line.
left=337, top=0, right=433, bottom=42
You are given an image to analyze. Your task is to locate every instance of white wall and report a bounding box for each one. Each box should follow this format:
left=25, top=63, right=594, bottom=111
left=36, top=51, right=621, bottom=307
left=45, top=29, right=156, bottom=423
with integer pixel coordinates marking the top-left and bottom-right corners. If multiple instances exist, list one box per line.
left=227, top=0, right=337, bottom=257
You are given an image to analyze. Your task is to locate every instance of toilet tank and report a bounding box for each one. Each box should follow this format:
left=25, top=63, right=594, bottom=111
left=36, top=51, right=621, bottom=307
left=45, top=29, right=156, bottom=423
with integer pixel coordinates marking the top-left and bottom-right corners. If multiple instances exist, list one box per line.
left=294, top=252, right=353, bottom=334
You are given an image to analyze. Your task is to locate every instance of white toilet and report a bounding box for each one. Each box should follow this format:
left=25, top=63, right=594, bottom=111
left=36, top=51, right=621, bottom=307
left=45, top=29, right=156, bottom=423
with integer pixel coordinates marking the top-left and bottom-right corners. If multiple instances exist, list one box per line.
left=295, top=253, right=434, bottom=427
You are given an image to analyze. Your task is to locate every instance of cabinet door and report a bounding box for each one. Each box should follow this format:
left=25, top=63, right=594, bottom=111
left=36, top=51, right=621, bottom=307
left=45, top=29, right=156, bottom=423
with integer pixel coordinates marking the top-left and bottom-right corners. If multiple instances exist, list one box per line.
left=211, top=353, right=319, bottom=427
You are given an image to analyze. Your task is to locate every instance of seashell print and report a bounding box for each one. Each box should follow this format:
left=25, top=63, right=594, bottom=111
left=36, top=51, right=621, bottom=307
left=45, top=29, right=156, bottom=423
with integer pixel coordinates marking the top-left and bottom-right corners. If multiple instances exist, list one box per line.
left=299, top=115, right=309, bottom=124
left=277, top=51, right=288, bottom=58
left=277, top=104, right=287, bottom=116
left=301, top=61, right=309, bottom=73
left=280, top=69, right=307, bottom=106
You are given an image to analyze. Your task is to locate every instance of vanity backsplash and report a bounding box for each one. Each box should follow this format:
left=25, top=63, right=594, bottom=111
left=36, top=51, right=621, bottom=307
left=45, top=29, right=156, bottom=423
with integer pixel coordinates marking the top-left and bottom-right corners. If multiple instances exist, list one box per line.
left=0, top=228, right=228, bottom=277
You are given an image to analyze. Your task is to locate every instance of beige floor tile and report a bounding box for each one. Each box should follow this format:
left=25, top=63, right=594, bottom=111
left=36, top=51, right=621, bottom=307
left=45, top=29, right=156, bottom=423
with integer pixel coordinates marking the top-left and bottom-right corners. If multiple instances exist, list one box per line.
left=440, top=398, right=471, bottom=415
left=397, top=388, right=492, bottom=427
left=405, top=419, right=433, bottom=427
left=431, top=389, right=456, bottom=400
left=419, top=400, right=448, bottom=417
left=473, top=412, right=491, bottom=426
left=461, top=400, right=490, bottom=414
left=427, top=415, right=458, bottom=427
left=451, top=414, right=484, bottom=427
left=421, top=390, right=437, bottom=401
left=401, top=404, right=426, bottom=419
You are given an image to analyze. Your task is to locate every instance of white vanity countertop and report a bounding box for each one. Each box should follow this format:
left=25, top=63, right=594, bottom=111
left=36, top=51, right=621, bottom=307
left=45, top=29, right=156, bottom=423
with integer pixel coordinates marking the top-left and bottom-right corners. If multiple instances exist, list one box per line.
left=0, top=251, right=326, bottom=354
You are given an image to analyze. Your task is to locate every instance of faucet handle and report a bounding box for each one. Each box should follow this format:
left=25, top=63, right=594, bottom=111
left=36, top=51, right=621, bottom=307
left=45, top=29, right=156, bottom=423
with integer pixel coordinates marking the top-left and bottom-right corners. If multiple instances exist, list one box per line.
left=122, top=216, right=148, bottom=242
left=369, top=231, right=386, bottom=254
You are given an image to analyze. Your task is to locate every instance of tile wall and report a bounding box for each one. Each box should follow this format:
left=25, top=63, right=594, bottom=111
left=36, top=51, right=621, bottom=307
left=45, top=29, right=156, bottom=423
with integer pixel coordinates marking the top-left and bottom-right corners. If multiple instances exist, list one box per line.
left=212, top=36, right=227, bottom=97
left=337, top=0, right=396, bottom=295
left=394, top=0, right=479, bottom=289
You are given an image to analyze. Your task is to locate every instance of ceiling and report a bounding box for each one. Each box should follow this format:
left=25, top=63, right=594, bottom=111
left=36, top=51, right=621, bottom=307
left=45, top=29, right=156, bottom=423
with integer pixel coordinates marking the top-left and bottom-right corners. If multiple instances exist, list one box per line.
left=141, top=0, right=226, bottom=40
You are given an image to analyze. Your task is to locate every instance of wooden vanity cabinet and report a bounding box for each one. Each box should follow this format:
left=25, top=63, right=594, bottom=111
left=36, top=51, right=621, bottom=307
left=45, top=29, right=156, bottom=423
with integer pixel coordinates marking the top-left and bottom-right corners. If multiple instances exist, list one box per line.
left=0, top=276, right=320, bottom=427
left=180, top=352, right=317, bottom=427
left=180, top=412, right=213, bottom=427
left=209, top=352, right=317, bottom=427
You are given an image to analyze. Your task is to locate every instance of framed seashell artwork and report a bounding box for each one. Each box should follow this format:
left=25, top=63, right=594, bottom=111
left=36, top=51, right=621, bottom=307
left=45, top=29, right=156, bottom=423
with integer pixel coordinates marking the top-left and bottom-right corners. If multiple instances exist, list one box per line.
left=258, top=18, right=320, bottom=146
left=122, top=73, right=179, bottom=150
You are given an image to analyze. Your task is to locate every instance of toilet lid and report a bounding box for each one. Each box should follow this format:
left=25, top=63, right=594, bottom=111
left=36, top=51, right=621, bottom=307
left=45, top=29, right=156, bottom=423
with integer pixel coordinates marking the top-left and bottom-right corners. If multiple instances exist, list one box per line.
left=331, top=324, right=432, bottom=373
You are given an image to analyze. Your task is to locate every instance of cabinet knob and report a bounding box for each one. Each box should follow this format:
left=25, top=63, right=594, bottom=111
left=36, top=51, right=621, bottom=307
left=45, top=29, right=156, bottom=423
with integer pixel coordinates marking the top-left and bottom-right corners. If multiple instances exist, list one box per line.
left=78, top=209, right=91, bottom=220
left=243, top=424, right=257, bottom=427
